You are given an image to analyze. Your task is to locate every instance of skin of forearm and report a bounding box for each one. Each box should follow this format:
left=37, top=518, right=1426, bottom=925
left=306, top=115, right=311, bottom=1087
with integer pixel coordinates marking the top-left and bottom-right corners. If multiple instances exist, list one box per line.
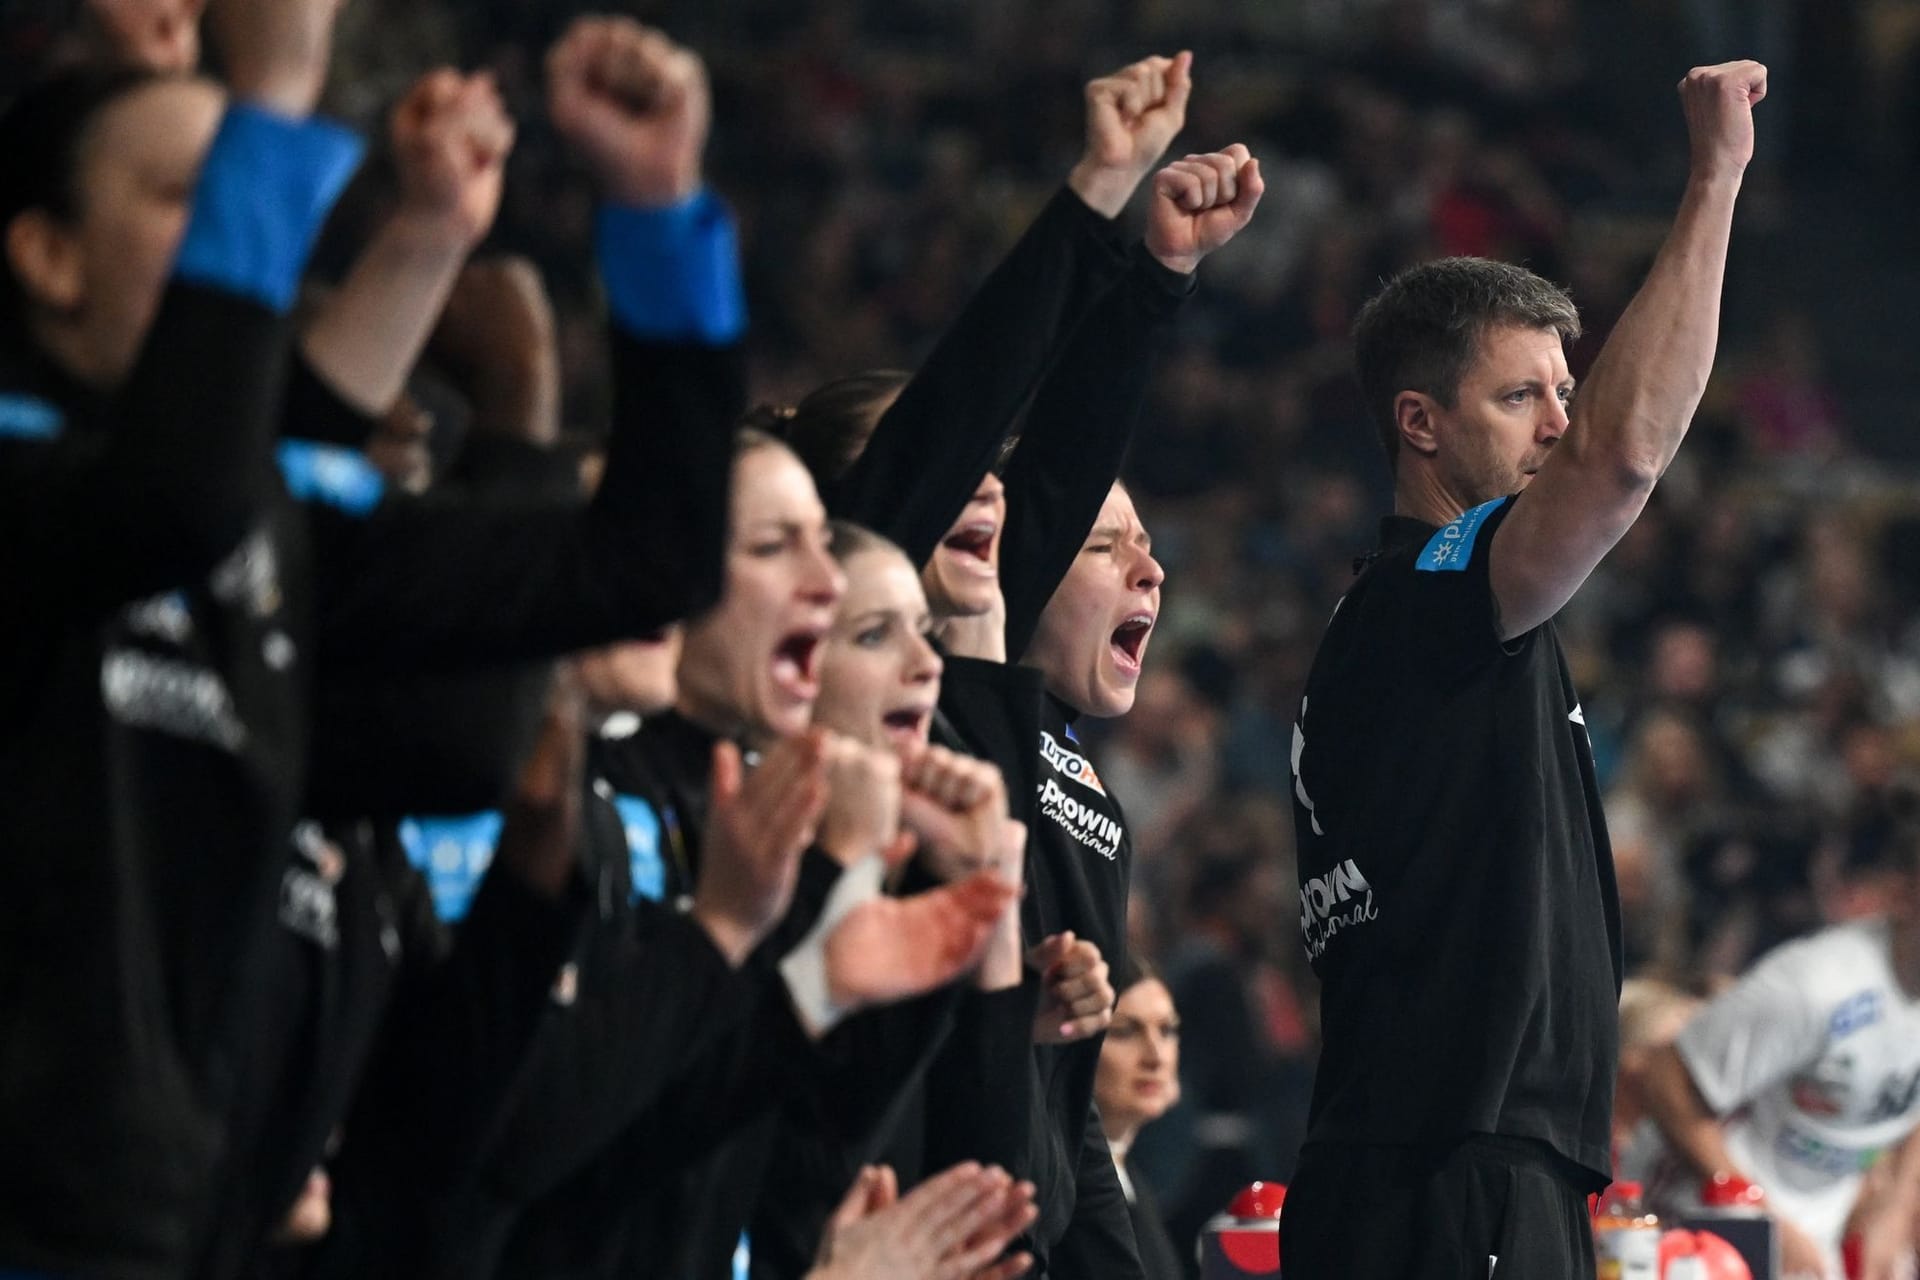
left=1066, top=160, right=1137, bottom=221
left=1644, top=1045, right=1745, bottom=1185
left=300, top=208, right=471, bottom=416
left=1559, top=173, right=1740, bottom=488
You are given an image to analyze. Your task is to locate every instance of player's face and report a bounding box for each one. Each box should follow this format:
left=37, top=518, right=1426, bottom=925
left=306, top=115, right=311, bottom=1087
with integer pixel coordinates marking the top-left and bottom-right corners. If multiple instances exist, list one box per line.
left=1095, top=978, right=1181, bottom=1131
left=678, top=446, right=845, bottom=745
left=814, top=547, right=943, bottom=752
left=1024, top=484, right=1163, bottom=719
left=921, top=472, right=1006, bottom=621
left=1434, top=323, right=1574, bottom=507
left=10, top=77, right=224, bottom=390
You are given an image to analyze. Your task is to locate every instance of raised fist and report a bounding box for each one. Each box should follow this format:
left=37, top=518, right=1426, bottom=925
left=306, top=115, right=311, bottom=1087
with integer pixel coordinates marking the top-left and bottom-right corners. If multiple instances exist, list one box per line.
left=823, top=872, right=1017, bottom=1012
left=204, top=0, right=345, bottom=117
left=1028, top=931, right=1114, bottom=1044
left=898, top=745, right=1011, bottom=882
left=693, top=732, right=829, bottom=966
left=817, top=735, right=909, bottom=868
left=85, top=0, right=205, bottom=73
left=1069, top=51, right=1193, bottom=219
left=391, top=69, right=516, bottom=249
left=1678, top=60, right=1767, bottom=184
left=546, top=16, right=710, bottom=207
left=1145, top=142, right=1265, bottom=276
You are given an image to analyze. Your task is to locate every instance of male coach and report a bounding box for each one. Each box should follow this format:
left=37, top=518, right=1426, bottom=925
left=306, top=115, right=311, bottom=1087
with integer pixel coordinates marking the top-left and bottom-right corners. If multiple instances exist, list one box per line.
left=1282, top=62, right=1767, bottom=1278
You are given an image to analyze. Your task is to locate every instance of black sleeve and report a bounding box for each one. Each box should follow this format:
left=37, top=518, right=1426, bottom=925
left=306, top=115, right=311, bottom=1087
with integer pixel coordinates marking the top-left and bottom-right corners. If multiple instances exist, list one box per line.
left=919, top=981, right=1040, bottom=1176
left=309, top=333, right=740, bottom=671
left=826, top=187, right=1130, bottom=565
left=304, top=432, right=581, bottom=820
left=1048, top=1103, right=1148, bottom=1280
left=281, top=352, right=379, bottom=450
left=999, top=248, right=1193, bottom=661
left=0, top=284, right=281, bottom=625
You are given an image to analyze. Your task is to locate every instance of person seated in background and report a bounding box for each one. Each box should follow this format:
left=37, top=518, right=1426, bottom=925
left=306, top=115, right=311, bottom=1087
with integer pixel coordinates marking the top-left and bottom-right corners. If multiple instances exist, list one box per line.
left=1626, top=828, right=1920, bottom=1280
left=1097, top=962, right=1188, bottom=1280
left=1613, top=978, right=1703, bottom=1165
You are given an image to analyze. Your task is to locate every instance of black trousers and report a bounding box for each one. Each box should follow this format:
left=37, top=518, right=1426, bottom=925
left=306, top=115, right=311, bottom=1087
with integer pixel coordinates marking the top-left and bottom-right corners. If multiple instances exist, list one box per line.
left=1279, top=1136, right=1597, bottom=1280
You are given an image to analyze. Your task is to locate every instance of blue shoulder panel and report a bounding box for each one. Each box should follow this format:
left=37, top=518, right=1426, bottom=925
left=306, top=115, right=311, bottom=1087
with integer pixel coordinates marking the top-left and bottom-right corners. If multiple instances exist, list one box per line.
left=1416, top=496, right=1507, bottom=573
left=0, top=393, right=62, bottom=441
left=277, top=439, right=385, bottom=516
left=398, top=811, right=504, bottom=923
left=611, top=792, right=668, bottom=904
left=173, top=105, right=365, bottom=312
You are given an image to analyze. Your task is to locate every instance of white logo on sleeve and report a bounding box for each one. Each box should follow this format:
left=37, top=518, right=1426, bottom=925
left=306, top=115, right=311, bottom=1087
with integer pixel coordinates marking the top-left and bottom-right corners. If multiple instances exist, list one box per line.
left=1300, top=857, right=1377, bottom=960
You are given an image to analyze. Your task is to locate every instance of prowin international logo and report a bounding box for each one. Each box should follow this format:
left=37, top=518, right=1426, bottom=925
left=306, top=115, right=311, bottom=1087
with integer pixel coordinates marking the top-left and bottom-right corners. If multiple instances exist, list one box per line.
left=1038, top=729, right=1107, bottom=796
left=1300, top=858, right=1377, bottom=960
left=1038, top=777, right=1122, bottom=861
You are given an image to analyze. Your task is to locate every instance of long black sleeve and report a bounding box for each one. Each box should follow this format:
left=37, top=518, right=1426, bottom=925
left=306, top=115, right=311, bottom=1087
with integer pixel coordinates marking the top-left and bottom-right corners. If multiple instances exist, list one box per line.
left=1000, top=248, right=1193, bottom=661
left=305, top=333, right=738, bottom=671
left=1048, top=1104, right=1149, bottom=1280
left=827, top=187, right=1129, bottom=565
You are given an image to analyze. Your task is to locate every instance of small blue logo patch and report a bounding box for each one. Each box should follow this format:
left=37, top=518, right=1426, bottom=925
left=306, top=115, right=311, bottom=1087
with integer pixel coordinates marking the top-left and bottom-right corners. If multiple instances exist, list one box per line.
left=1416, top=497, right=1506, bottom=573
left=398, top=811, right=503, bottom=922
left=611, top=793, right=667, bottom=904
left=277, top=439, right=385, bottom=515
left=1830, top=990, right=1884, bottom=1039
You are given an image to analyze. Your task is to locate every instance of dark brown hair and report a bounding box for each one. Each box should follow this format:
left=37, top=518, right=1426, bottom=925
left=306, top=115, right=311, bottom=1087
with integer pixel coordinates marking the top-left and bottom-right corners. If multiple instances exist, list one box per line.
left=1352, top=256, right=1581, bottom=469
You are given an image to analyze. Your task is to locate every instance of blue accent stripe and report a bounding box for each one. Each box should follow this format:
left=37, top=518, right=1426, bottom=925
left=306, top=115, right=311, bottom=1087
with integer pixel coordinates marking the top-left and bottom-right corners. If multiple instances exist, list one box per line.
left=596, top=191, right=747, bottom=343
left=1416, top=497, right=1506, bottom=573
left=611, top=793, right=668, bottom=904
left=0, top=393, right=62, bottom=441
left=277, top=440, right=385, bottom=516
left=398, top=811, right=504, bottom=923
left=173, top=105, right=365, bottom=312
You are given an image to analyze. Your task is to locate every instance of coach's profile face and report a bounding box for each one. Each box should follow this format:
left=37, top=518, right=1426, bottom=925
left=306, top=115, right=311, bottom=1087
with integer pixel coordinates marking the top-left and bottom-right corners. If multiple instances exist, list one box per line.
left=1393, top=322, right=1575, bottom=510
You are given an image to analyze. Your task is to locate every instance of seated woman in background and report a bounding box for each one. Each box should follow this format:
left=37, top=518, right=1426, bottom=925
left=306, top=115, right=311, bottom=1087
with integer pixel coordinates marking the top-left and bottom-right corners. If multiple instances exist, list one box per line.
left=1097, top=963, right=1186, bottom=1279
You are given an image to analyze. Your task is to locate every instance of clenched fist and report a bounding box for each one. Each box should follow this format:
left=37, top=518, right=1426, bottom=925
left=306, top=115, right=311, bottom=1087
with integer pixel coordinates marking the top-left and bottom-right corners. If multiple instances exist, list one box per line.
left=547, top=16, right=710, bottom=206
left=1678, top=60, right=1767, bottom=185
left=1145, top=143, right=1265, bottom=276
left=1069, top=51, right=1194, bottom=219
left=391, top=69, right=516, bottom=249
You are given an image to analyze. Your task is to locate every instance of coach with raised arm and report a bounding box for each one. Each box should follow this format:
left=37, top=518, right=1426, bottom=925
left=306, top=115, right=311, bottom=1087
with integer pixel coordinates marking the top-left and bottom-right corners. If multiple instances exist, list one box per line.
left=1282, top=61, right=1768, bottom=1278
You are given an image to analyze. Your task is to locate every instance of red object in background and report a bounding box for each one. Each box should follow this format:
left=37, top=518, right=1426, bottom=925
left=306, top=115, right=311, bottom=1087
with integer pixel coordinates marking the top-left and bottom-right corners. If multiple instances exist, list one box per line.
left=1200, top=1182, right=1287, bottom=1278
left=1699, top=1174, right=1766, bottom=1210
left=1842, top=1234, right=1865, bottom=1279
left=1660, top=1229, right=1753, bottom=1280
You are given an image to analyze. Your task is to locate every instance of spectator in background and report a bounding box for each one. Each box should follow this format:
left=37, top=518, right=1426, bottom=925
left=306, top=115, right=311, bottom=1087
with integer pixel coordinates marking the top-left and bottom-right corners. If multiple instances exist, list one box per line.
left=1097, top=964, right=1188, bottom=1280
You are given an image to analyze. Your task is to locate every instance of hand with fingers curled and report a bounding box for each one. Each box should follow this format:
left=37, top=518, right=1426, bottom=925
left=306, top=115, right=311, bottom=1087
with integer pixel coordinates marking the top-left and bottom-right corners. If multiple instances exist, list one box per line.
left=390, top=68, right=517, bottom=250
left=897, top=744, right=1013, bottom=883
left=84, top=0, right=205, bottom=73
left=1677, top=60, right=1768, bottom=186
left=546, top=15, right=710, bottom=206
left=691, top=730, right=829, bottom=967
left=1028, top=931, right=1114, bottom=1045
left=816, top=735, right=911, bottom=869
left=1145, top=142, right=1266, bottom=276
left=1068, top=51, right=1194, bottom=219
left=808, top=1162, right=1038, bottom=1280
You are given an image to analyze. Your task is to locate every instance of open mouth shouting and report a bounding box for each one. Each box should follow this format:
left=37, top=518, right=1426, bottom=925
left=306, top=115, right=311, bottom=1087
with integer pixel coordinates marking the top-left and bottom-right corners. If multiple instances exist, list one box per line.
left=938, top=518, right=1000, bottom=578
left=1109, top=612, right=1155, bottom=679
left=879, top=703, right=937, bottom=751
left=771, top=626, right=828, bottom=704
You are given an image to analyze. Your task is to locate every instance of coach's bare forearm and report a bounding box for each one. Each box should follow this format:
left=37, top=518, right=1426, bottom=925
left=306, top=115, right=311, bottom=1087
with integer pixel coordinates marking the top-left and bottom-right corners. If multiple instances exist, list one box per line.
left=1562, top=172, right=1739, bottom=488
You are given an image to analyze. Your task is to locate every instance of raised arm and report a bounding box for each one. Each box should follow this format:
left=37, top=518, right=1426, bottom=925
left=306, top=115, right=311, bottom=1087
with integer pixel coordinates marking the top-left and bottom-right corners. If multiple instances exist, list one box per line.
left=995, top=146, right=1262, bottom=660
left=296, top=69, right=512, bottom=420
left=830, top=54, right=1192, bottom=563
left=305, top=20, right=738, bottom=670
left=0, top=0, right=360, bottom=619
left=1489, top=61, right=1765, bottom=639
